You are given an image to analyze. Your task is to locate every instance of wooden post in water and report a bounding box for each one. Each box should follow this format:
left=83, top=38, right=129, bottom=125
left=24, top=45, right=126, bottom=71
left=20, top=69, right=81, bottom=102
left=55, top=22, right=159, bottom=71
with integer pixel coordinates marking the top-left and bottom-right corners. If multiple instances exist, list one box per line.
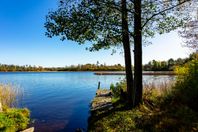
left=0, top=101, right=2, bottom=112
left=97, top=81, right=101, bottom=89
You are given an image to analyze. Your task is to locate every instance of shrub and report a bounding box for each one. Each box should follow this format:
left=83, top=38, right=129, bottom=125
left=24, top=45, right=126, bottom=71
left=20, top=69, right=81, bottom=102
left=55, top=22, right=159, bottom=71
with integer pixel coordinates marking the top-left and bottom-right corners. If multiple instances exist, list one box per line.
left=0, top=108, right=30, bottom=131
left=110, top=80, right=127, bottom=102
left=172, top=59, right=198, bottom=111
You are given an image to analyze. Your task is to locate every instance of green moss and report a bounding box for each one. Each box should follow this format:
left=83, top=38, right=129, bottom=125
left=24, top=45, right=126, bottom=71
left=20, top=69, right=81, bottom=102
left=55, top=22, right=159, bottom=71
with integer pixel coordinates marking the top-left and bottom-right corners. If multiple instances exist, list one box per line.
left=0, top=108, right=30, bottom=131
left=111, top=97, right=120, bottom=104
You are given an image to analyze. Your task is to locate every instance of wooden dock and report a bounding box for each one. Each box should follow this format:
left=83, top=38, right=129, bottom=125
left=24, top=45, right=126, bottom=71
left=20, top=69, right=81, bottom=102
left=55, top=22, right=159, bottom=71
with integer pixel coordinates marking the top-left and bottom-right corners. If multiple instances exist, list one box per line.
left=94, top=71, right=176, bottom=76
left=91, top=89, right=113, bottom=112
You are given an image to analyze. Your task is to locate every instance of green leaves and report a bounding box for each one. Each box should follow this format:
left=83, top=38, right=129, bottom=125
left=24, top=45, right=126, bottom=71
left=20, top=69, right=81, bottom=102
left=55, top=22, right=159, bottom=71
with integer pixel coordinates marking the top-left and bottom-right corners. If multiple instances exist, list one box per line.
left=45, top=0, right=192, bottom=50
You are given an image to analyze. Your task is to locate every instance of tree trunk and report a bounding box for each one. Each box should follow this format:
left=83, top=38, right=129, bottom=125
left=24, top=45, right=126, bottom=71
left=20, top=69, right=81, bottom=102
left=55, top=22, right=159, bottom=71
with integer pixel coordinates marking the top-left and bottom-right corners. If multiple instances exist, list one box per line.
left=134, top=0, right=143, bottom=106
left=121, top=0, right=134, bottom=106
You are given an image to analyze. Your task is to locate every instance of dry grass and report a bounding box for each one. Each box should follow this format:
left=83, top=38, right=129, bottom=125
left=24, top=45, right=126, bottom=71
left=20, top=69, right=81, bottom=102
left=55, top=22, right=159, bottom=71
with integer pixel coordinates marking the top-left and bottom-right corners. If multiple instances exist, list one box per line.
left=143, top=81, right=174, bottom=97
left=0, top=83, right=23, bottom=107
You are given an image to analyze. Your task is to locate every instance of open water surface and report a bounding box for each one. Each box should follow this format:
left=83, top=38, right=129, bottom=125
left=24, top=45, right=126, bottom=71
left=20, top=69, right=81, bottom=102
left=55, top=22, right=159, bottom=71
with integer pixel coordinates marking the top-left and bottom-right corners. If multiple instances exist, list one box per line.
left=0, top=72, right=174, bottom=131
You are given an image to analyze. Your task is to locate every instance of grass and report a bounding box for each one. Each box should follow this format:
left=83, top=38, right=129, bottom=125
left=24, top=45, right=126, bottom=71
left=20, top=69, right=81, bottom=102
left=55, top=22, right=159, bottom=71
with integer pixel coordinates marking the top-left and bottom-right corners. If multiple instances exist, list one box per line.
left=88, top=59, right=198, bottom=132
left=0, top=83, right=23, bottom=107
left=0, top=107, right=30, bottom=132
left=89, top=82, right=198, bottom=132
left=0, top=83, right=30, bottom=131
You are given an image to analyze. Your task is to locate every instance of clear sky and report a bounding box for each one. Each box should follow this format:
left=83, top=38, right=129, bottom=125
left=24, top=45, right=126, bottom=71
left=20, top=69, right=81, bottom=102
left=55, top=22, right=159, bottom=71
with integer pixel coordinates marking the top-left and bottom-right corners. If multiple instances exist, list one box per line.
left=0, top=0, right=192, bottom=67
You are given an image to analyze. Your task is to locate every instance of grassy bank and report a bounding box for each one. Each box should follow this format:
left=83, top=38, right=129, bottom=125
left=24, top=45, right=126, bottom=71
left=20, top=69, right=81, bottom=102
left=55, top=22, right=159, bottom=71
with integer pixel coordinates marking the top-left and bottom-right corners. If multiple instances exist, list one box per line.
left=89, top=59, right=198, bottom=131
left=0, top=84, right=30, bottom=131
left=0, top=108, right=30, bottom=131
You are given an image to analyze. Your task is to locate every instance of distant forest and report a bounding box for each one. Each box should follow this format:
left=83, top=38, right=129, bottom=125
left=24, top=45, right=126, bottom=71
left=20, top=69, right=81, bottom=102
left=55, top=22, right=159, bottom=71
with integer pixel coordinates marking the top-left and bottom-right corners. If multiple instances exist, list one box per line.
left=0, top=63, right=124, bottom=72
left=0, top=53, right=196, bottom=72
left=143, top=53, right=197, bottom=71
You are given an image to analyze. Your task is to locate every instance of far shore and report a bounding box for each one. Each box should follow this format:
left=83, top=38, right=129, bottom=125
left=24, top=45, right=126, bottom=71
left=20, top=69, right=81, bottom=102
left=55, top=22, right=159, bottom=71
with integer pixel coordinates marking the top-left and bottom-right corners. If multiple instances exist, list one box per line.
left=0, top=71, right=124, bottom=73
left=0, top=71, right=124, bottom=72
left=94, top=71, right=176, bottom=75
left=0, top=71, right=176, bottom=75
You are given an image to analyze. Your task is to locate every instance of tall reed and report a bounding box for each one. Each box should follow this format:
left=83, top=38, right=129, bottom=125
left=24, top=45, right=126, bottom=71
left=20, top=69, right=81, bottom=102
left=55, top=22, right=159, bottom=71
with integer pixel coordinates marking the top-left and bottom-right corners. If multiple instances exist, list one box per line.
left=0, top=83, right=23, bottom=107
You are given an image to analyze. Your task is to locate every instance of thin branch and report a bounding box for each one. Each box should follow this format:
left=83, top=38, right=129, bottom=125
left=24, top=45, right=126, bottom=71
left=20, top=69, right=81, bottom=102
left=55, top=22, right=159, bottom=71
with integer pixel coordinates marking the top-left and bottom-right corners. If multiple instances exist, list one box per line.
left=96, top=0, right=122, bottom=12
left=129, top=0, right=134, bottom=3
left=129, top=32, right=134, bottom=37
left=141, top=0, right=191, bottom=29
left=97, top=0, right=135, bottom=14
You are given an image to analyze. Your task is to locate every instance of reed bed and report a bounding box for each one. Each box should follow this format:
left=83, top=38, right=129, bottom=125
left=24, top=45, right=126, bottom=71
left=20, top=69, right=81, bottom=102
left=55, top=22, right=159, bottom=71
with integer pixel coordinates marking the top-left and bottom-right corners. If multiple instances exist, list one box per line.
left=0, top=83, right=23, bottom=107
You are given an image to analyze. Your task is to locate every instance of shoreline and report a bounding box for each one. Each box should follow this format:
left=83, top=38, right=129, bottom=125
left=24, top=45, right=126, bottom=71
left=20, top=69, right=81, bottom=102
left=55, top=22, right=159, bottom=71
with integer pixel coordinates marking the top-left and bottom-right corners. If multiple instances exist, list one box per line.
left=94, top=71, right=176, bottom=75
left=0, top=71, right=176, bottom=75
left=0, top=71, right=124, bottom=73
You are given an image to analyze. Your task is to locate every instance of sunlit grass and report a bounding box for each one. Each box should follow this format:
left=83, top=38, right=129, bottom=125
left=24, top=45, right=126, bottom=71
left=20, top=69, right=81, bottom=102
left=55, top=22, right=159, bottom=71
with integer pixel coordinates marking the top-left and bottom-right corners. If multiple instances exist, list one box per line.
left=0, top=108, right=30, bottom=131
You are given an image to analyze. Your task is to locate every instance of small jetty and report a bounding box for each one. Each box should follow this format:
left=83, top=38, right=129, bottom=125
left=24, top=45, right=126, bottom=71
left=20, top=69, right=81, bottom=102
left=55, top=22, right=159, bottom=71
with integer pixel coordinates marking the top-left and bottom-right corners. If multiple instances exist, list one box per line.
left=91, top=89, right=113, bottom=112
left=94, top=71, right=176, bottom=76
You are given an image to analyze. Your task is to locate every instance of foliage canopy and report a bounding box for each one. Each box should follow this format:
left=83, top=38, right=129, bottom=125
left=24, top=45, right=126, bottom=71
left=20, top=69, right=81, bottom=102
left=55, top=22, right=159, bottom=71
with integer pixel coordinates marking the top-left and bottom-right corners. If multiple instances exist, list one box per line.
left=45, top=0, right=192, bottom=51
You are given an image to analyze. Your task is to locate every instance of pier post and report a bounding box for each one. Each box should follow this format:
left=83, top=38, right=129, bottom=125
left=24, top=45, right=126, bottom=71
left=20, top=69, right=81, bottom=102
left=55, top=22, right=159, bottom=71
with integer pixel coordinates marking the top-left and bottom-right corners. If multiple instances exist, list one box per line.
left=97, top=82, right=101, bottom=89
left=0, top=102, right=2, bottom=112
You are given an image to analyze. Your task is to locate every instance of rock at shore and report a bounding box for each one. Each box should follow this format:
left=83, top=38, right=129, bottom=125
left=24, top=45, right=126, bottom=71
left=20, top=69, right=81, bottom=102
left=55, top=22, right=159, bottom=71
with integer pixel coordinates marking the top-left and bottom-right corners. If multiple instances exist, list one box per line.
left=21, top=127, right=34, bottom=132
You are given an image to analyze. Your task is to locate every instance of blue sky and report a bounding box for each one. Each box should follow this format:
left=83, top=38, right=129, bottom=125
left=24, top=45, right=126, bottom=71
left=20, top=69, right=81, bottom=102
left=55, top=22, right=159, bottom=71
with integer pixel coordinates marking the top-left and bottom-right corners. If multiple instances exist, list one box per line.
left=0, top=0, right=191, bottom=67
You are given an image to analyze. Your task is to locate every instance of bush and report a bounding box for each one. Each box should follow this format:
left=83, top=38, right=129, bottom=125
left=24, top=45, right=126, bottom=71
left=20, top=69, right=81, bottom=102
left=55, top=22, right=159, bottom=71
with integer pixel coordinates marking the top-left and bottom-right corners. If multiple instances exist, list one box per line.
left=172, top=59, right=198, bottom=111
left=0, top=108, right=30, bottom=131
left=110, top=80, right=127, bottom=102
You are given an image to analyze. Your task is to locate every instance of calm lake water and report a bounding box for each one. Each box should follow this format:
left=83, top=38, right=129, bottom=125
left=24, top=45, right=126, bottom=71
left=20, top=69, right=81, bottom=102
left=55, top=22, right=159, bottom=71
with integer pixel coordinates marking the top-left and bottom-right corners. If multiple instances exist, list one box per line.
left=0, top=72, right=174, bottom=132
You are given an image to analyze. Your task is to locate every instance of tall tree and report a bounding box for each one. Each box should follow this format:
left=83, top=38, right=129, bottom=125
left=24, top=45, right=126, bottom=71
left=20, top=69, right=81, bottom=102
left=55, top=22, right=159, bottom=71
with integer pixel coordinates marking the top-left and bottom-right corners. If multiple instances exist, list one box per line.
left=133, top=0, right=142, bottom=105
left=132, top=0, right=193, bottom=106
left=45, top=0, right=136, bottom=105
left=45, top=0, right=193, bottom=106
left=121, top=0, right=134, bottom=105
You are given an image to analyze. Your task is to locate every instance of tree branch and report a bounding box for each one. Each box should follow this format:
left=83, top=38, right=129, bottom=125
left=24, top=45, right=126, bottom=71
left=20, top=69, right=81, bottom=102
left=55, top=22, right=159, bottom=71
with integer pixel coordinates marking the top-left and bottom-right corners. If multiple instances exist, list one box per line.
left=141, top=0, right=191, bottom=29
left=97, top=0, right=135, bottom=15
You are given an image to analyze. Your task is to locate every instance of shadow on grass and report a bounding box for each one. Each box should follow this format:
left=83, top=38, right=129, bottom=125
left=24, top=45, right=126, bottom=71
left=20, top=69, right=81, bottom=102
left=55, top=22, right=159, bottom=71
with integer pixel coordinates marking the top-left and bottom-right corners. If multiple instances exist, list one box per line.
left=88, top=94, right=198, bottom=132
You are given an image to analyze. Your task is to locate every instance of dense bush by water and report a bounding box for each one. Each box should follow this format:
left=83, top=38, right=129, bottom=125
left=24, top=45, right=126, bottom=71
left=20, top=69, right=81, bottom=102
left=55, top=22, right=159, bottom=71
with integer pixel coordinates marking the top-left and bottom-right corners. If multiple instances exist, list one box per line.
left=0, top=108, right=30, bottom=131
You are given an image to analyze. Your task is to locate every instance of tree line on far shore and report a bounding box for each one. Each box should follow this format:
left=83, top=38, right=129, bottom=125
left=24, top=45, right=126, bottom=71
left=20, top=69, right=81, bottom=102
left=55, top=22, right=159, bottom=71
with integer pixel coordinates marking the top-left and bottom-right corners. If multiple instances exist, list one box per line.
left=0, top=63, right=124, bottom=72
left=143, top=53, right=197, bottom=71
left=0, top=53, right=196, bottom=72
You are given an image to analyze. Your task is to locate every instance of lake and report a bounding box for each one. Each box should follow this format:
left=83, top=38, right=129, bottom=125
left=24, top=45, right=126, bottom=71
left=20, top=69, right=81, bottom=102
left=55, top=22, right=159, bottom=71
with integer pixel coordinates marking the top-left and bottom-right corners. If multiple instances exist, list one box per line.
left=0, top=72, right=174, bottom=131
